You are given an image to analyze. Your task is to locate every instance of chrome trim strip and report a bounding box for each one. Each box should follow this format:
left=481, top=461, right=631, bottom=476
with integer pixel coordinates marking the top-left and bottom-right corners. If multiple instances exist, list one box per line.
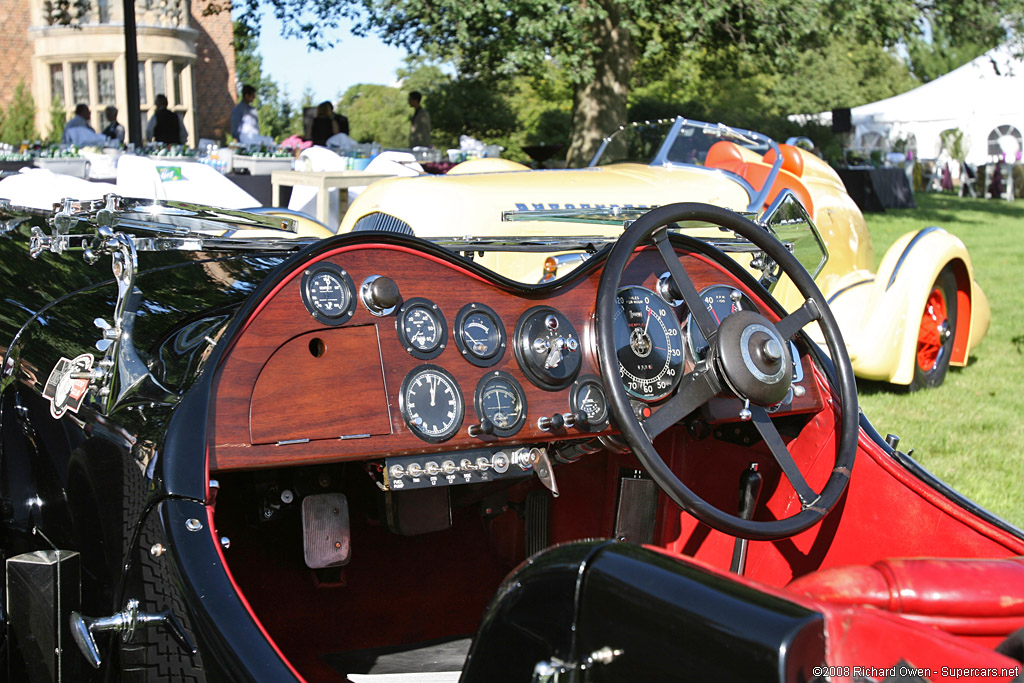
left=826, top=278, right=874, bottom=305
left=886, top=226, right=943, bottom=291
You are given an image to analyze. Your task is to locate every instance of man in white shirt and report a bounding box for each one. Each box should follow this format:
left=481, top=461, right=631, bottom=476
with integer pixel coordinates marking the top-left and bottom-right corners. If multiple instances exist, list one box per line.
left=230, top=85, right=260, bottom=144
left=61, top=104, right=108, bottom=147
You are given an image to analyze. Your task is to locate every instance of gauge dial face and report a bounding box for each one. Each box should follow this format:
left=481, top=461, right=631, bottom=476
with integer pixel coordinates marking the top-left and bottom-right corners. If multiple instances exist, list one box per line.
left=570, top=376, right=609, bottom=431
left=400, top=365, right=464, bottom=443
left=475, top=372, right=526, bottom=437
left=397, top=298, right=447, bottom=359
left=455, top=303, right=506, bottom=367
left=614, top=286, right=684, bottom=402
left=300, top=263, right=356, bottom=325
left=687, top=284, right=757, bottom=359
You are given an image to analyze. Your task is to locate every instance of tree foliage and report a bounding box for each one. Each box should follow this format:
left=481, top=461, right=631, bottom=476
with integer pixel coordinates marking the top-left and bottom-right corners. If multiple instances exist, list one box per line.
left=232, top=20, right=303, bottom=142
left=0, top=83, right=39, bottom=145
left=218, top=0, right=1022, bottom=165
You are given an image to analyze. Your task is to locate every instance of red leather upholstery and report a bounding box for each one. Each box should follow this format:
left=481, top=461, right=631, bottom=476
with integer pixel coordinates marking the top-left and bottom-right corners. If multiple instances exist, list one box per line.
left=762, top=144, right=805, bottom=178
left=788, top=557, right=1024, bottom=638
left=704, top=141, right=814, bottom=215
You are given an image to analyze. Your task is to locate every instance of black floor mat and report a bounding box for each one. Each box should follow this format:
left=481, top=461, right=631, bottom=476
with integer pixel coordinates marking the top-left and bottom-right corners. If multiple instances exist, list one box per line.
left=324, top=635, right=472, bottom=676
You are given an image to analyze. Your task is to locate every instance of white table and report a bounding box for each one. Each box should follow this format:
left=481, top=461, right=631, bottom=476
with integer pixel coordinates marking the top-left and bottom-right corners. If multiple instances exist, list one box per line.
left=271, top=170, right=396, bottom=225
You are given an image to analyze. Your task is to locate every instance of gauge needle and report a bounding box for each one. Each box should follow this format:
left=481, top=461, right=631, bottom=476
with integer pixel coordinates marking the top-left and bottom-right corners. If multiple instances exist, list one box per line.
left=429, top=376, right=437, bottom=406
left=644, top=307, right=652, bottom=336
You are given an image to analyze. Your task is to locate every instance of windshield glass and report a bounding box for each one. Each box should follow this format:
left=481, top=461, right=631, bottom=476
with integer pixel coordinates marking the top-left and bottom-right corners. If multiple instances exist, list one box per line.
left=590, top=118, right=773, bottom=169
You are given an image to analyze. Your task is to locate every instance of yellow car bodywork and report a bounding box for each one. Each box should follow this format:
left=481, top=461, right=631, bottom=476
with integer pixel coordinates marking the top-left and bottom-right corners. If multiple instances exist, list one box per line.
left=338, top=120, right=988, bottom=387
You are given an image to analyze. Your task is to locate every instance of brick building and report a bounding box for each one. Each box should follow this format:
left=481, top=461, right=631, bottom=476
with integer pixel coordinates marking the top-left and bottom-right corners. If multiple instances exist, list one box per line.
left=0, top=0, right=235, bottom=144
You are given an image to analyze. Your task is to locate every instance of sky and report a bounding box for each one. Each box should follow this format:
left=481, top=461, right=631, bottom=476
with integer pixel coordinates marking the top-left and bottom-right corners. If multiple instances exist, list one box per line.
left=257, top=15, right=410, bottom=103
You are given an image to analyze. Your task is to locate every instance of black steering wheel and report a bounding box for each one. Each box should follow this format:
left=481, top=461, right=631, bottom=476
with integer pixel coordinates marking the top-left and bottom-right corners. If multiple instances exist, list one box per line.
left=595, top=203, right=859, bottom=540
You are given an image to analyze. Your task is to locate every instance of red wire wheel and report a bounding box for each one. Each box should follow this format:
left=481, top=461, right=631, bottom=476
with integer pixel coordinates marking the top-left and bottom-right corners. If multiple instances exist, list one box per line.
left=911, top=266, right=958, bottom=390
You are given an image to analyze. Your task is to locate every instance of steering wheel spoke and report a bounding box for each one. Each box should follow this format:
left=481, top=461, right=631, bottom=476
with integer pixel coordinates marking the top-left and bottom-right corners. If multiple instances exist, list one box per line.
left=775, top=298, right=822, bottom=341
left=597, top=203, right=857, bottom=540
left=652, top=229, right=718, bottom=340
left=749, top=406, right=818, bottom=506
left=642, top=368, right=720, bottom=441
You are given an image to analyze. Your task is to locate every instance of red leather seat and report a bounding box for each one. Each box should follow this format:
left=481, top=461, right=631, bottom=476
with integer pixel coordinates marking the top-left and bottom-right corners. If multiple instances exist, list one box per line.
left=788, top=558, right=1024, bottom=644
left=705, top=141, right=814, bottom=215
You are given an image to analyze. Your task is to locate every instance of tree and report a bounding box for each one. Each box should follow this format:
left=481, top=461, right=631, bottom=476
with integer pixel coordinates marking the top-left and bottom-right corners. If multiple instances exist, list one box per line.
left=218, top=0, right=1023, bottom=167
left=46, top=98, right=66, bottom=144
left=0, top=83, right=38, bottom=145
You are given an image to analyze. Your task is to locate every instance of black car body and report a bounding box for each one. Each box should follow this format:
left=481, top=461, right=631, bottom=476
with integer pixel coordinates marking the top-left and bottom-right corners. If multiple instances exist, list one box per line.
left=2, top=196, right=1023, bottom=683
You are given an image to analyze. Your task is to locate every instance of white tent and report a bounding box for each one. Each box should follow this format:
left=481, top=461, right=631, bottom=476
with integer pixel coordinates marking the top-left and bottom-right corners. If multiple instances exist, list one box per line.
left=802, top=45, right=1024, bottom=165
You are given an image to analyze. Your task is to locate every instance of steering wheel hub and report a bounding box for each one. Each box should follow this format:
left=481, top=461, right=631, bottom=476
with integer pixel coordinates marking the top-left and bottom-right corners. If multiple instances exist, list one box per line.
left=715, top=309, right=792, bottom=405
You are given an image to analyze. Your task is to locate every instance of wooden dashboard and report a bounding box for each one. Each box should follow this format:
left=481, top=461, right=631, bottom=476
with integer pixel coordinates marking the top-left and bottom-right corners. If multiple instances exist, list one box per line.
left=208, top=241, right=822, bottom=472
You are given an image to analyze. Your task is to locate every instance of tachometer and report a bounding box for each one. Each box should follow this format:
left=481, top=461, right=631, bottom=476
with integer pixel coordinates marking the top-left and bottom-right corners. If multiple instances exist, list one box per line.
left=686, top=284, right=757, bottom=359
left=400, top=365, right=464, bottom=443
left=614, top=286, right=684, bottom=401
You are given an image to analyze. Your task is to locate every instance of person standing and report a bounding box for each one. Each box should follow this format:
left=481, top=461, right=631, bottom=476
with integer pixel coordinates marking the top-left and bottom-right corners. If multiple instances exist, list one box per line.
left=230, top=84, right=260, bottom=144
left=146, top=94, right=187, bottom=144
left=62, top=104, right=106, bottom=146
left=310, top=101, right=349, bottom=146
left=101, top=106, right=125, bottom=146
left=408, top=91, right=431, bottom=148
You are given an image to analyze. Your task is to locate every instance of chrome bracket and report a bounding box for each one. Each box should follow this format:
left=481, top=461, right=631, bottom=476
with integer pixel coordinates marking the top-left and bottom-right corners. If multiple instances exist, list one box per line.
left=31, top=195, right=174, bottom=412
left=70, top=598, right=197, bottom=669
left=533, top=646, right=624, bottom=682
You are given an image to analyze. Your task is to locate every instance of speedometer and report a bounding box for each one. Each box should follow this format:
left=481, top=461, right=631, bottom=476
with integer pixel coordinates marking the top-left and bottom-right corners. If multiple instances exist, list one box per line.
left=613, top=286, right=684, bottom=401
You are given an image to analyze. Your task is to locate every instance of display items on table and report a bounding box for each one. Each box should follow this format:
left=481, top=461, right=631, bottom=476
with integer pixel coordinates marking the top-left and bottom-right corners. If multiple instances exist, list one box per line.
left=232, top=147, right=295, bottom=176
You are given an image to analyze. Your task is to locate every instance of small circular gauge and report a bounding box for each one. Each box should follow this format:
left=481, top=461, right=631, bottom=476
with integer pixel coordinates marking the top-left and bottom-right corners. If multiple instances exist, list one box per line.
left=300, top=263, right=356, bottom=326
left=614, top=286, right=684, bottom=402
left=396, top=298, right=448, bottom=359
left=455, top=303, right=506, bottom=367
left=687, top=284, right=757, bottom=359
left=400, top=365, right=464, bottom=443
left=474, top=371, right=527, bottom=437
left=570, top=375, right=609, bottom=431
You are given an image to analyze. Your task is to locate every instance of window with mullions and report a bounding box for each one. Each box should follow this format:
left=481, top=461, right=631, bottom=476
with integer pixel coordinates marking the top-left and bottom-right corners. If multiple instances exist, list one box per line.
left=139, top=63, right=147, bottom=105
left=153, top=61, right=166, bottom=100
left=71, top=63, right=89, bottom=104
left=97, top=62, right=115, bottom=104
left=50, top=64, right=65, bottom=106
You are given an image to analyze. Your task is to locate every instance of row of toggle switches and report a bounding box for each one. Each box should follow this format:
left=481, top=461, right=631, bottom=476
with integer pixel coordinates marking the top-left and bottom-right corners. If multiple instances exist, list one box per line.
left=384, top=448, right=543, bottom=490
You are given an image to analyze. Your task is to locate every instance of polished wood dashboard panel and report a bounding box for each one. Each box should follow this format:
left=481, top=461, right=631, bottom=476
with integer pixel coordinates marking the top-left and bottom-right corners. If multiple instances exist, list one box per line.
left=209, top=242, right=822, bottom=472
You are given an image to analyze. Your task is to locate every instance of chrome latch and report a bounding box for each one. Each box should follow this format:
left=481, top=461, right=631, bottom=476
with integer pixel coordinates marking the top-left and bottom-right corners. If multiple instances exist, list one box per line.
left=533, top=647, right=624, bottom=682
left=70, top=598, right=197, bottom=669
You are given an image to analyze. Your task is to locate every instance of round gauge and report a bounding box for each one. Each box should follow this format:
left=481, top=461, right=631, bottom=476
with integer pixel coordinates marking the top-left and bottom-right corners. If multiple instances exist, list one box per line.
left=613, top=286, right=684, bottom=402
left=570, top=375, right=609, bottom=431
left=514, top=306, right=582, bottom=390
left=473, top=371, right=527, bottom=437
left=455, top=303, right=506, bottom=367
left=687, top=284, right=757, bottom=359
left=300, top=263, right=356, bottom=326
left=400, top=365, right=464, bottom=443
left=396, top=298, right=448, bottom=360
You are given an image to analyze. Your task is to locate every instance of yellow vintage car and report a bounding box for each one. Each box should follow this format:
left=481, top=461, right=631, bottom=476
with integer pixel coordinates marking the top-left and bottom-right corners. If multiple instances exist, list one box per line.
left=338, top=118, right=988, bottom=390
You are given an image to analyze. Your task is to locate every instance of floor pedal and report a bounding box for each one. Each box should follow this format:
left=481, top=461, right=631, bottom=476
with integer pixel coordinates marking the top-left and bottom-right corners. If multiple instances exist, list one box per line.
left=302, top=492, right=351, bottom=569
left=525, top=490, right=550, bottom=557
left=614, top=474, right=657, bottom=544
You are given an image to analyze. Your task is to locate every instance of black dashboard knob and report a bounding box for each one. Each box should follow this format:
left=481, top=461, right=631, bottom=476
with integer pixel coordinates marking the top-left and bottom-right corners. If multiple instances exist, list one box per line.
left=361, top=276, right=401, bottom=315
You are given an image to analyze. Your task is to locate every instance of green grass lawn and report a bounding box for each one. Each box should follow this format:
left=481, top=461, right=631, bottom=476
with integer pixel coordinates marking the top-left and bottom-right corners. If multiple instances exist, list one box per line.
left=857, top=193, right=1024, bottom=529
